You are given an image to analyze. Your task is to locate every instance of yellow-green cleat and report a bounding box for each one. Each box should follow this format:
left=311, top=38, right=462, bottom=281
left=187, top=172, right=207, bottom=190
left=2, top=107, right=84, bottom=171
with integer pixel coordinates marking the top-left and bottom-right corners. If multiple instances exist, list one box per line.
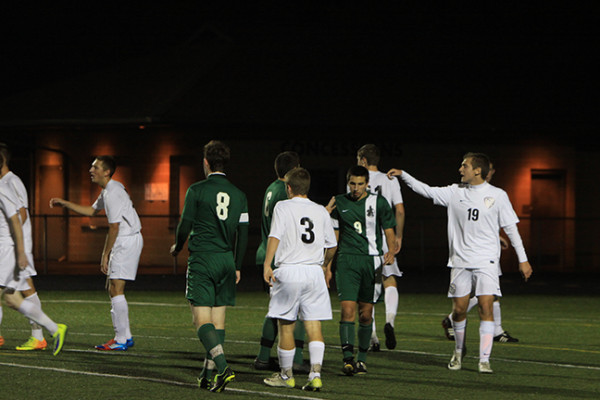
left=52, top=324, right=67, bottom=356
left=16, top=337, right=47, bottom=351
left=263, top=372, right=295, bottom=388
left=302, top=376, right=322, bottom=391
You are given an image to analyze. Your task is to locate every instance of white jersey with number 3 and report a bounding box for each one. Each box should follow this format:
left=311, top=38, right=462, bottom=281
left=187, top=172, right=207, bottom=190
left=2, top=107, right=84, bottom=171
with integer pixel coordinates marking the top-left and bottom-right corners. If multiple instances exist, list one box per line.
left=269, top=197, right=337, bottom=268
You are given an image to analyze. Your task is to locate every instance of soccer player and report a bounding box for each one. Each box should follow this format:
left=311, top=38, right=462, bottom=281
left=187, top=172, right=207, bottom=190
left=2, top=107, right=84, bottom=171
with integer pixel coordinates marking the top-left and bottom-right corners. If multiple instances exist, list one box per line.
left=356, top=144, right=405, bottom=351
left=387, top=153, right=533, bottom=373
left=254, top=151, right=309, bottom=373
left=50, top=155, right=143, bottom=351
left=329, top=165, right=397, bottom=375
left=170, top=140, right=249, bottom=393
left=441, top=162, right=519, bottom=343
left=0, top=151, right=67, bottom=356
left=262, top=167, right=337, bottom=391
left=0, top=144, right=49, bottom=350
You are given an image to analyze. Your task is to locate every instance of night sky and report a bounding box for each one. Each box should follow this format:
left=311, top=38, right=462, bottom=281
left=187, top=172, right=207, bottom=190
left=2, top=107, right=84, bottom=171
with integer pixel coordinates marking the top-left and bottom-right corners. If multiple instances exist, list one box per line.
left=2, top=4, right=598, bottom=141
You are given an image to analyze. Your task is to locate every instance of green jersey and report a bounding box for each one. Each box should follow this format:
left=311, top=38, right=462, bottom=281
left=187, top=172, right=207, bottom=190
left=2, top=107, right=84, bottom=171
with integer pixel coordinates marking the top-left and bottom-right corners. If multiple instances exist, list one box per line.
left=179, top=173, right=249, bottom=254
left=331, top=192, right=396, bottom=256
left=255, top=179, right=287, bottom=265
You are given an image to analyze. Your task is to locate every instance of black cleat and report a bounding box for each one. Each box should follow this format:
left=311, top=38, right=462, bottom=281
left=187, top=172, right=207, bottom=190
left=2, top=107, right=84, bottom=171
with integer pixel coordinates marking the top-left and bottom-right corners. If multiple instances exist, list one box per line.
left=210, top=367, right=235, bottom=393
left=494, top=331, right=519, bottom=343
left=442, top=317, right=455, bottom=341
left=384, top=323, right=396, bottom=349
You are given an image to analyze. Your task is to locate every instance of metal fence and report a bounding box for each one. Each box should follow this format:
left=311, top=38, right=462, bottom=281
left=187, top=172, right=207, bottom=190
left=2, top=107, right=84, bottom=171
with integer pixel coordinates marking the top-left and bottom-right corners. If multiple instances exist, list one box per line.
left=30, top=214, right=600, bottom=274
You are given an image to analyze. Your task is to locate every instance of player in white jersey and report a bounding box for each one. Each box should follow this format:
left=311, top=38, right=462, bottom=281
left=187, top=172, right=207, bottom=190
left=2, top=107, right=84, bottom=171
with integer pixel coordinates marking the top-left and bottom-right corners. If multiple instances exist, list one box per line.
left=387, top=152, right=532, bottom=373
left=356, top=144, right=405, bottom=351
left=0, top=146, right=67, bottom=355
left=0, top=144, right=50, bottom=350
left=263, top=167, right=337, bottom=391
left=50, top=155, right=143, bottom=351
left=441, top=162, right=520, bottom=343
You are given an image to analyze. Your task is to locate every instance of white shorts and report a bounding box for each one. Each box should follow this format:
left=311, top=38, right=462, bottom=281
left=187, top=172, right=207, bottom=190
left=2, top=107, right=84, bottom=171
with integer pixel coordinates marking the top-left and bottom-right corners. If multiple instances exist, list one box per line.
left=109, top=233, right=143, bottom=281
left=0, top=245, right=31, bottom=291
left=381, top=240, right=403, bottom=278
left=267, top=265, right=332, bottom=321
left=447, top=267, right=501, bottom=298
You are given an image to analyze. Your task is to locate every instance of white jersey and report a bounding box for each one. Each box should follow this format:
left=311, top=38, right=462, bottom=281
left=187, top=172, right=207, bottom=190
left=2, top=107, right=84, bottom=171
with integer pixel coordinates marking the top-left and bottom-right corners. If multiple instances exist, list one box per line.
left=92, top=179, right=141, bottom=236
left=0, top=184, right=19, bottom=245
left=367, top=170, right=404, bottom=208
left=401, top=171, right=519, bottom=269
left=1, top=171, right=32, bottom=253
left=269, top=197, right=337, bottom=268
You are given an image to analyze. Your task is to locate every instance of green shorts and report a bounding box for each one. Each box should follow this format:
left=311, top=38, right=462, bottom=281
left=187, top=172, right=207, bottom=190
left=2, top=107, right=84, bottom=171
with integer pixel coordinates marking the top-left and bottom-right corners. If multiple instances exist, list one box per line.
left=186, top=252, right=237, bottom=307
left=335, top=253, right=379, bottom=303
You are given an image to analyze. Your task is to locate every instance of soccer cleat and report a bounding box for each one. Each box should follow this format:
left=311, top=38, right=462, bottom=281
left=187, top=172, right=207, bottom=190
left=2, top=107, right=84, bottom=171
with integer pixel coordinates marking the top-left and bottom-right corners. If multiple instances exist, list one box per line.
left=253, top=357, right=278, bottom=371
left=197, top=376, right=211, bottom=390
left=442, top=317, right=455, bottom=341
left=342, top=359, right=356, bottom=376
left=210, top=367, right=235, bottom=392
left=126, top=337, right=135, bottom=348
left=302, top=376, right=322, bottom=391
left=370, top=342, right=381, bottom=352
left=447, top=349, right=464, bottom=371
left=52, top=324, right=67, bottom=356
left=95, top=338, right=128, bottom=351
left=494, top=331, right=519, bottom=343
left=0, top=336, right=4, bottom=347
left=355, top=361, right=367, bottom=375
left=384, top=323, right=396, bottom=349
left=16, top=337, right=48, bottom=351
left=478, top=361, right=494, bottom=374
left=263, top=372, right=295, bottom=388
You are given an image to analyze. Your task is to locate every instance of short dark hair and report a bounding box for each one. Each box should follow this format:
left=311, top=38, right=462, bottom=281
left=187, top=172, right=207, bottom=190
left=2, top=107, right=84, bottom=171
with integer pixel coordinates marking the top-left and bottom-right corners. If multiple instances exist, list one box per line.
left=357, top=144, right=380, bottom=166
left=284, top=167, right=310, bottom=196
left=463, top=152, right=491, bottom=180
left=96, top=155, right=117, bottom=177
left=346, top=165, right=369, bottom=183
left=204, top=140, right=230, bottom=172
left=274, top=151, right=300, bottom=179
left=0, top=143, right=10, bottom=169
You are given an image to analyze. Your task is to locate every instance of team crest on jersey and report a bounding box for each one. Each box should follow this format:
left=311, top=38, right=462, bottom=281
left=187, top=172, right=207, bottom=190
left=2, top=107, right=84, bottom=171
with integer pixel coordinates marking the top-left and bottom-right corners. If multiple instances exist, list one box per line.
left=484, top=197, right=496, bottom=209
left=367, top=205, right=375, bottom=217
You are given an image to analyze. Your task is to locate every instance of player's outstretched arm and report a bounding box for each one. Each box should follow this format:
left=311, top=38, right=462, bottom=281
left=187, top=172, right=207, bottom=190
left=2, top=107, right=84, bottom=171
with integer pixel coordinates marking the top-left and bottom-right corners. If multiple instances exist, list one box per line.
left=49, top=198, right=97, bottom=216
left=386, top=168, right=403, bottom=179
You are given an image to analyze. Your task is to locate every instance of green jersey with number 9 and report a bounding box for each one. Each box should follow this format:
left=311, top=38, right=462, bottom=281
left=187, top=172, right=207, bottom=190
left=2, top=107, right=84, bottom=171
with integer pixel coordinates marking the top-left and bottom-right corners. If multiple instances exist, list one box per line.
left=331, top=192, right=396, bottom=256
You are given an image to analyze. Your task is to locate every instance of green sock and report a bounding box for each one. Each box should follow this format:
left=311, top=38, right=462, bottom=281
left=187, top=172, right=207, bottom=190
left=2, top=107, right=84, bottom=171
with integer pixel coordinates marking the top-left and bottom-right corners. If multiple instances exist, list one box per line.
left=257, top=317, right=278, bottom=362
left=339, top=321, right=355, bottom=360
left=197, top=323, right=228, bottom=374
left=357, top=322, right=373, bottom=362
left=293, top=320, right=306, bottom=364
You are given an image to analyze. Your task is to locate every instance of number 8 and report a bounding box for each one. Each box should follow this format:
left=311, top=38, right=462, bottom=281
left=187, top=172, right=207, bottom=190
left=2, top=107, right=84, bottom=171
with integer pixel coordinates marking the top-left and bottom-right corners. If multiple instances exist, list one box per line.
left=216, top=192, right=230, bottom=220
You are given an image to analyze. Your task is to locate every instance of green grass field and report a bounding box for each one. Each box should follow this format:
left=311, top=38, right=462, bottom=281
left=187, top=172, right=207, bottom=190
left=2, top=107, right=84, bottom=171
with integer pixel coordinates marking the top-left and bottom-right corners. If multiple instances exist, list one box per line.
left=1, top=289, right=599, bottom=400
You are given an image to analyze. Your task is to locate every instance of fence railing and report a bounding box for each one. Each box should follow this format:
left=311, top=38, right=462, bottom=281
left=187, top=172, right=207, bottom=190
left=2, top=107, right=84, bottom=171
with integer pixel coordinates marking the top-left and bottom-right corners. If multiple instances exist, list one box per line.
left=29, top=214, right=600, bottom=274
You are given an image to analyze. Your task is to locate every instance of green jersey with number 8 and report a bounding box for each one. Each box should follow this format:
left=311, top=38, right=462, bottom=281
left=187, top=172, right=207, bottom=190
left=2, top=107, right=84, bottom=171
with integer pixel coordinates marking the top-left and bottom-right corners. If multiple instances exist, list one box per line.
left=181, top=173, right=249, bottom=253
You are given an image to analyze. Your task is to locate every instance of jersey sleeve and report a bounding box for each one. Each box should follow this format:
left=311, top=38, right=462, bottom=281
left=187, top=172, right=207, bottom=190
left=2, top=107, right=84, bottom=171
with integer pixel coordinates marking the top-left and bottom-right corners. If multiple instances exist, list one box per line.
left=378, top=195, right=397, bottom=230
left=322, top=207, right=337, bottom=248
left=497, top=190, right=520, bottom=228
left=400, top=171, right=454, bottom=207
left=268, top=202, right=286, bottom=240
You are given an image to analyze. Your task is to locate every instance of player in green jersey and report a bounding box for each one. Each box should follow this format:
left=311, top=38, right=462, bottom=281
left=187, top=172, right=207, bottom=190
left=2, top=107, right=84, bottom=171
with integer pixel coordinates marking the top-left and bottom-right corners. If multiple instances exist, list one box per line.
left=254, top=151, right=309, bottom=373
left=170, top=140, right=249, bottom=393
left=329, top=165, right=397, bottom=375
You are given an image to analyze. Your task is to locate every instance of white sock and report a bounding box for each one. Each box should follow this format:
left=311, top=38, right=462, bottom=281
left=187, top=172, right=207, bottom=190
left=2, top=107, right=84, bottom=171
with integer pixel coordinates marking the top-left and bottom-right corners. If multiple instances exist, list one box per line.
left=24, top=293, right=45, bottom=341
left=18, top=298, right=58, bottom=335
left=384, top=286, right=398, bottom=326
left=480, top=320, right=495, bottom=362
left=371, top=307, right=378, bottom=342
left=307, top=341, right=325, bottom=379
left=277, top=347, right=295, bottom=377
left=110, top=295, right=130, bottom=343
left=493, top=301, right=503, bottom=336
left=452, top=319, right=467, bottom=352
left=466, top=297, right=479, bottom=313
